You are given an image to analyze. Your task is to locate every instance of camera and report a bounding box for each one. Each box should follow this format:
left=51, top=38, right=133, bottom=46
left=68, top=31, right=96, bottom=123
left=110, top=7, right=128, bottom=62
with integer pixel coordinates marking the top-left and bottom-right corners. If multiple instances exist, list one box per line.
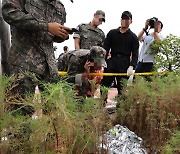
left=149, top=17, right=158, bottom=29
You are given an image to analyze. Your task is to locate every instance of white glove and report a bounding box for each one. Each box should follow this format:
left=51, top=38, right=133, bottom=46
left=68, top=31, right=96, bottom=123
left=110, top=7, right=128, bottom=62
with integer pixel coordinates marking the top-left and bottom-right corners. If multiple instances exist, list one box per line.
left=127, top=66, right=134, bottom=76
left=127, top=70, right=135, bottom=86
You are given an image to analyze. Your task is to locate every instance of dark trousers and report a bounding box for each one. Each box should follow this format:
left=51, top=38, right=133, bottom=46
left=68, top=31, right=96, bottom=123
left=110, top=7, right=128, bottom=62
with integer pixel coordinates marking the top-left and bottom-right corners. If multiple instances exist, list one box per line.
left=101, top=75, right=127, bottom=95
left=135, top=62, right=153, bottom=73
left=101, top=55, right=129, bottom=95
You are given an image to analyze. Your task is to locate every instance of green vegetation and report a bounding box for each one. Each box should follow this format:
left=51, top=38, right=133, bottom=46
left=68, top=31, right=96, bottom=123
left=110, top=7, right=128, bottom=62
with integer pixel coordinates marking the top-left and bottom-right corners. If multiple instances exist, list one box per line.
left=162, top=130, right=180, bottom=154
left=116, top=73, right=180, bottom=153
left=0, top=76, right=111, bottom=153
left=150, top=34, right=180, bottom=72
left=0, top=34, right=179, bottom=153
left=1, top=73, right=179, bottom=153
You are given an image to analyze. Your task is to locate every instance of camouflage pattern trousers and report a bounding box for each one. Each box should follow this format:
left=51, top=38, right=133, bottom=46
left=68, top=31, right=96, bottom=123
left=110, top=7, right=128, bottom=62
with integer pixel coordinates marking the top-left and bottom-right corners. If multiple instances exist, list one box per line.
left=7, top=65, right=49, bottom=116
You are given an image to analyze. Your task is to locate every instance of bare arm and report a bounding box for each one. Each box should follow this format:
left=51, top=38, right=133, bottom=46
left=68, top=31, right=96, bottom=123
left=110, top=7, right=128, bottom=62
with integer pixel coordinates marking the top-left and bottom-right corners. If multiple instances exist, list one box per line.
left=74, top=38, right=80, bottom=49
left=153, top=22, right=162, bottom=41
left=138, top=19, right=150, bottom=41
left=138, top=29, right=145, bottom=42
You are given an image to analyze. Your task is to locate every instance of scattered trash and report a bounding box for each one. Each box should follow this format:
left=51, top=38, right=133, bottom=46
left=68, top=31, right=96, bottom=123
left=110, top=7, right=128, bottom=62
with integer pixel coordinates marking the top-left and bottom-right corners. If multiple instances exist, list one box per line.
left=99, top=124, right=147, bottom=154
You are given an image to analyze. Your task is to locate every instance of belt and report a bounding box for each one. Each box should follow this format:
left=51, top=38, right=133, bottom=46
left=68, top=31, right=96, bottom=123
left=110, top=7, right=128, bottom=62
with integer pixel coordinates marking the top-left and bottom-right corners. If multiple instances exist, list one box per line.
left=111, top=52, right=129, bottom=58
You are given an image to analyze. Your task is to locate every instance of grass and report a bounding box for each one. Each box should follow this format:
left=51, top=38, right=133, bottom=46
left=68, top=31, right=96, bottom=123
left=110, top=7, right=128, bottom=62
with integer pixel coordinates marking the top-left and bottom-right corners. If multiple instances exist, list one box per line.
left=115, top=73, right=180, bottom=153
left=0, top=73, right=179, bottom=153
left=162, top=130, right=180, bottom=154
left=0, top=75, right=111, bottom=153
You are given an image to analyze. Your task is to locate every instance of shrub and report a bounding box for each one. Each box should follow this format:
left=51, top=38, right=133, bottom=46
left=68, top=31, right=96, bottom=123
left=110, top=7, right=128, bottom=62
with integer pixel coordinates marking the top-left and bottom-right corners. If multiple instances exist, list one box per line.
left=150, top=34, right=180, bottom=72
left=116, top=73, right=180, bottom=153
left=162, top=130, right=180, bottom=154
left=0, top=75, right=111, bottom=154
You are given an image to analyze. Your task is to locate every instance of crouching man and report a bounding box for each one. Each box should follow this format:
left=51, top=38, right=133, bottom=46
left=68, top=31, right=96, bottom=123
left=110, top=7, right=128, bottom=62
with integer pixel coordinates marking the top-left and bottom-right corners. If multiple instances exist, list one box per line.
left=59, top=46, right=106, bottom=97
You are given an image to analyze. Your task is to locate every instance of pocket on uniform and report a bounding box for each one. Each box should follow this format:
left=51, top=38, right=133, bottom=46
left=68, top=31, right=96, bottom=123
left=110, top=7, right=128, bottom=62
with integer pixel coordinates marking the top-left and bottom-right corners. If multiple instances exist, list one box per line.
left=25, top=0, right=45, bottom=21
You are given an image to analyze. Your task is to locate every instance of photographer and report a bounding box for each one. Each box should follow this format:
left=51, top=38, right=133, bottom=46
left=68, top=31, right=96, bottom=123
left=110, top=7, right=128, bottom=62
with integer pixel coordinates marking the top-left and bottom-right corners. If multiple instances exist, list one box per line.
left=135, top=18, right=164, bottom=73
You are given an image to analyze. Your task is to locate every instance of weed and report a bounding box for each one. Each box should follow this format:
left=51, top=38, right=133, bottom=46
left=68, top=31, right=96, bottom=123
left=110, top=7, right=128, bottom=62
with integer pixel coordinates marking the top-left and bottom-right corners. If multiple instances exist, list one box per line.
left=0, top=75, right=111, bottom=153
left=116, top=73, right=180, bottom=153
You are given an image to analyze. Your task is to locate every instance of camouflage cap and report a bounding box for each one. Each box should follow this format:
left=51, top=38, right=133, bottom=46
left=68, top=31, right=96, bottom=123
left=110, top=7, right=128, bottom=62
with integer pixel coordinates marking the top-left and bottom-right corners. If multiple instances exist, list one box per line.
left=95, top=10, right=105, bottom=22
left=90, top=46, right=107, bottom=67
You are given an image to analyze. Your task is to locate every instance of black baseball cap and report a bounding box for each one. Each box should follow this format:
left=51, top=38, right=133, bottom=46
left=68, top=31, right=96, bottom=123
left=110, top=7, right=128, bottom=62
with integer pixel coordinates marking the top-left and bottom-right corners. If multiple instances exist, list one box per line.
left=121, top=11, right=132, bottom=20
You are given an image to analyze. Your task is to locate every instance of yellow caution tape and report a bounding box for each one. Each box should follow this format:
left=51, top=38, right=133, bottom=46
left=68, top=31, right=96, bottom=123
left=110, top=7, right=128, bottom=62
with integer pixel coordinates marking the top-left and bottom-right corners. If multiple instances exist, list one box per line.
left=58, top=71, right=68, bottom=76
left=58, top=71, right=168, bottom=76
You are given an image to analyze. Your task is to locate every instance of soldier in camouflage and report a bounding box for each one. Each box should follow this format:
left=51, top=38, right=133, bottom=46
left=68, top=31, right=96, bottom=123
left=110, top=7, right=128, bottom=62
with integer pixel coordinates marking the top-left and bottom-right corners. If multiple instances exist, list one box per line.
left=73, top=10, right=105, bottom=50
left=61, top=46, right=106, bottom=97
left=57, top=46, right=69, bottom=71
left=2, top=0, right=72, bottom=115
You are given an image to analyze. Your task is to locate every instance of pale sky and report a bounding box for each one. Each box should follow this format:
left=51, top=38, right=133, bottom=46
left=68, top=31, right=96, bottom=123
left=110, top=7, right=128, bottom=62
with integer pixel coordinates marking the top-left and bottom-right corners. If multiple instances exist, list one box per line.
left=54, top=0, right=180, bottom=58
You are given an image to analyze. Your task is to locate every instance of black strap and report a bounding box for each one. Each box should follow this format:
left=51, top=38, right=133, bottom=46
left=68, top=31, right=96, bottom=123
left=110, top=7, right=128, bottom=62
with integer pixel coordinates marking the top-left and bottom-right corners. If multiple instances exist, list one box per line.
left=143, top=28, right=149, bottom=36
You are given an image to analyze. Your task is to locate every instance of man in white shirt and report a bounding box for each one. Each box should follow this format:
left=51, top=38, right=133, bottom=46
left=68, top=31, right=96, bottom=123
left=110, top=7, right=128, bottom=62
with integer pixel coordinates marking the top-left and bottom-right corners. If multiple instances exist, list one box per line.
left=135, top=18, right=164, bottom=73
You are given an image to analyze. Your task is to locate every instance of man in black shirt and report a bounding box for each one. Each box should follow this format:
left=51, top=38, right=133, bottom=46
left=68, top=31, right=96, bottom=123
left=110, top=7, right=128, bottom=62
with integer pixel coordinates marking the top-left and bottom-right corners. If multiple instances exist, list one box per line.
left=101, top=11, right=139, bottom=96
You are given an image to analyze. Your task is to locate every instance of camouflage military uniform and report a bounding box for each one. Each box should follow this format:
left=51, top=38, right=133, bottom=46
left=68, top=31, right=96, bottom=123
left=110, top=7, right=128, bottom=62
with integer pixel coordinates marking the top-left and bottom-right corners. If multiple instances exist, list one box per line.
left=2, top=0, right=67, bottom=115
left=60, top=49, right=90, bottom=97
left=2, top=0, right=66, bottom=78
left=57, top=53, right=66, bottom=71
left=61, top=46, right=106, bottom=97
left=63, top=50, right=90, bottom=75
left=73, top=23, right=105, bottom=49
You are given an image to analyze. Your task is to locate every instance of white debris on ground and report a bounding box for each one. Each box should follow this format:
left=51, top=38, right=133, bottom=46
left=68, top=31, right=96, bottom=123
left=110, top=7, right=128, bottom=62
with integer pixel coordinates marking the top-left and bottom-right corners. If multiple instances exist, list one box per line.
left=99, top=124, right=147, bottom=154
